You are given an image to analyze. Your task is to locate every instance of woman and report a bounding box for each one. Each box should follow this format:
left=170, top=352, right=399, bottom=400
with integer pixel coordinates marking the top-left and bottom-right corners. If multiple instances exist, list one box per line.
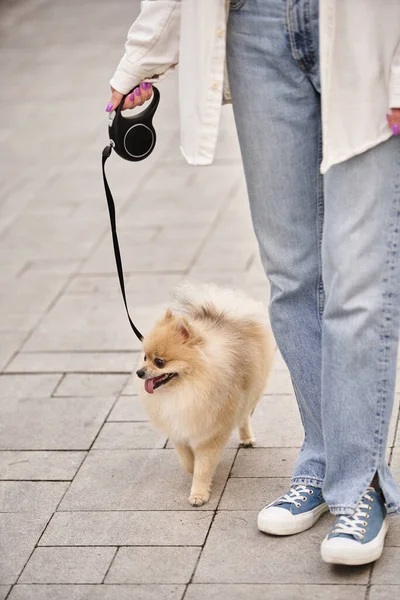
left=108, top=0, right=400, bottom=566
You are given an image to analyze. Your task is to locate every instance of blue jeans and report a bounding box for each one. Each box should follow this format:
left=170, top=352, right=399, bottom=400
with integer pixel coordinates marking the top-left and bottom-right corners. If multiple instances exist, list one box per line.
left=227, top=0, right=400, bottom=515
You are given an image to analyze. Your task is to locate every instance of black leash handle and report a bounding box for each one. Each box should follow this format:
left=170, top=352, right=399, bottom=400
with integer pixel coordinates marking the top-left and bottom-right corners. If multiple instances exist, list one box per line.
left=101, top=144, right=143, bottom=342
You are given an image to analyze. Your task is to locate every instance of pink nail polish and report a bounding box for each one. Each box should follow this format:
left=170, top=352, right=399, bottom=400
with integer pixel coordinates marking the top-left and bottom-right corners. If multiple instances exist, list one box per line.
left=141, top=82, right=146, bottom=90
left=105, top=102, right=113, bottom=112
left=146, top=82, right=152, bottom=89
left=393, top=123, right=399, bottom=136
left=129, top=93, right=134, bottom=101
left=135, top=87, right=140, bottom=96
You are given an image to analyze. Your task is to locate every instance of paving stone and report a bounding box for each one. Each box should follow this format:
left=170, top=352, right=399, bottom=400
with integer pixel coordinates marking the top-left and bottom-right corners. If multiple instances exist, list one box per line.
left=219, top=478, right=290, bottom=510
left=0, top=587, right=10, bottom=600
left=193, top=511, right=369, bottom=584
left=0, top=451, right=85, bottom=480
left=228, top=395, right=303, bottom=448
left=0, top=374, right=61, bottom=398
left=121, top=373, right=141, bottom=396
left=371, top=547, right=400, bottom=583
left=0, top=482, right=68, bottom=515
left=0, top=513, right=49, bottom=584
left=232, top=448, right=300, bottom=478
left=266, top=368, right=294, bottom=395
left=92, top=423, right=167, bottom=449
left=19, top=546, right=116, bottom=584
left=0, top=397, right=114, bottom=450
left=59, top=449, right=235, bottom=511
left=107, top=395, right=148, bottom=421
left=21, top=295, right=162, bottom=353
left=0, top=332, right=26, bottom=371
left=6, top=352, right=138, bottom=373
left=106, top=547, right=200, bottom=583
left=0, top=273, right=67, bottom=332
left=385, top=514, right=400, bottom=546
left=185, top=584, right=367, bottom=600
left=369, top=586, right=400, bottom=600
left=82, top=227, right=204, bottom=273
left=40, top=511, right=213, bottom=546
left=54, top=374, right=128, bottom=397
left=8, top=584, right=184, bottom=600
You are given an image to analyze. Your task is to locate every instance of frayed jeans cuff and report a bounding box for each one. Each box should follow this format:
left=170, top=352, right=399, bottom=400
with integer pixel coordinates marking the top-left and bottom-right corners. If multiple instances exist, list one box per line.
left=329, top=505, right=357, bottom=516
left=291, top=476, right=324, bottom=489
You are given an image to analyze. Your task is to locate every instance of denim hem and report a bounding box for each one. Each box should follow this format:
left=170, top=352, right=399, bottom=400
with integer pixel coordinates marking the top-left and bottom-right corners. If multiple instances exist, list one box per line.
left=387, top=504, right=400, bottom=516
left=329, top=503, right=400, bottom=517
left=291, top=476, right=324, bottom=488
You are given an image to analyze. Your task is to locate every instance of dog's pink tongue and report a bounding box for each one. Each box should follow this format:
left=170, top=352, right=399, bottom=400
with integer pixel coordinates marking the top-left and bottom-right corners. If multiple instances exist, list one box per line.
left=145, top=379, right=154, bottom=394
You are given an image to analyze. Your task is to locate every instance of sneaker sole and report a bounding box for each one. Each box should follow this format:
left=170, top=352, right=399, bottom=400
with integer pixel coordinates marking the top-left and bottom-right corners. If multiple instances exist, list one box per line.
left=258, top=502, right=330, bottom=536
left=321, top=518, right=389, bottom=566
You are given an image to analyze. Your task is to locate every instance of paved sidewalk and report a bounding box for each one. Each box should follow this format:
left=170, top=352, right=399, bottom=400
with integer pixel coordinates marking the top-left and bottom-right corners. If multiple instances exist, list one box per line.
left=1, top=1, right=400, bottom=599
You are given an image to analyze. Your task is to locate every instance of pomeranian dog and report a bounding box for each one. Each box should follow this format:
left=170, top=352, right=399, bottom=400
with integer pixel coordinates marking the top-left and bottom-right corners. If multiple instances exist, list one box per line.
left=136, top=282, right=275, bottom=506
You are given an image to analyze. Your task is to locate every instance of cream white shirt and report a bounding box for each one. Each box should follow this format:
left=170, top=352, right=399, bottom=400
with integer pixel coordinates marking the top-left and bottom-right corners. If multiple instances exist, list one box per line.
left=110, top=0, right=400, bottom=172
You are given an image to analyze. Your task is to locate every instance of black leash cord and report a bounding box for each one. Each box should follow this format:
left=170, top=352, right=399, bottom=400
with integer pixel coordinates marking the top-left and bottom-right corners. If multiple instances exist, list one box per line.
left=101, top=144, right=143, bottom=342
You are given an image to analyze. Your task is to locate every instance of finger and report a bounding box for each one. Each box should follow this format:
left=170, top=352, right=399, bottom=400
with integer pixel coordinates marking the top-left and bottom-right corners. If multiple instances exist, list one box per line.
left=122, top=82, right=153, bottom=110
left=106, top=88, right=124, bottom=112
left=122, top=85, right=145, bottom=109
left=386, top=109, right=400, bottom=135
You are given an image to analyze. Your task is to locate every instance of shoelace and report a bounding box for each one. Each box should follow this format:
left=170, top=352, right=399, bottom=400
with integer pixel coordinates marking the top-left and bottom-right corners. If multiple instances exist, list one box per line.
left=270, top=485, right=314, bottom=509
left=332, top=491, right=374, bottom=540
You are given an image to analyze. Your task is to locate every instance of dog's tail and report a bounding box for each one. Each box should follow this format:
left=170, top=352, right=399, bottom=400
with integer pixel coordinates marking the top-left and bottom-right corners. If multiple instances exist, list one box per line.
left=172, top=281, right=269, bottom=325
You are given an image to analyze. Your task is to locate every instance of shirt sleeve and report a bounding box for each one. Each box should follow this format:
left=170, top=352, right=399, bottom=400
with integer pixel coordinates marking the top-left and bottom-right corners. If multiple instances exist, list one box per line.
left=389, top=40, right=400, bottom=108
left=110, top=0, right=181, bottom=94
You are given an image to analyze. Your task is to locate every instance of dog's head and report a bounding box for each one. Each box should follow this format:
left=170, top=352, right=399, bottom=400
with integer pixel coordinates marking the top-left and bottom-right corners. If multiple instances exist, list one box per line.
left=136, top=309, right=204, bottom=394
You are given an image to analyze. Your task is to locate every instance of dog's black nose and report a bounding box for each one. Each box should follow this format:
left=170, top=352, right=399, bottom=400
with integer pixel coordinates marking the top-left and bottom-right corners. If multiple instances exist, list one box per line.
left=136, top=369, right=146, bottom=379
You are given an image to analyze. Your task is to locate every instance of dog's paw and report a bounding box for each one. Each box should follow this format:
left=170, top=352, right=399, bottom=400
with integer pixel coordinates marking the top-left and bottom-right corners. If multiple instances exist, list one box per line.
left=188, top=493, right=209, bottom=507
left=239, top=437, right=256, bottom=448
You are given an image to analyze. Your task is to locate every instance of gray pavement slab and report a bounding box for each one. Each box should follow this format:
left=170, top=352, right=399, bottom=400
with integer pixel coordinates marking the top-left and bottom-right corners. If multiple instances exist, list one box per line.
left=193, top=511, right=369, bottom=584
left=0, top=451, right=85, bottom=481
left=369, top=587, right=400, bottom=600
left=0, top=513, right=49, bottom=584
left=184, top=584, right=367, bottom=600
left=228, top=394, right=303, bottom=448
left=19, top=547, right=116, bottom=584
left=59, top=449, right=235, bottom=511
left=231, top=447, right=300, bottom=478
left=0, top=587, right=10, bottom=600
left=105, top=546, right=200, bottom=584
left=370, top=547, right=400, bottom=584
left=53, top=373, right=128, bottom=397
left=0, top=374, right=61, bottom=398
left=0, top=482, right=68, bottom=515
left=5, top=351, right=138, bottom=373
left=218, top=477, right=290, bottom=510
left=92, top=423, right=167, bottom=449
left=0, top=397, right=115, bottom=450
left=39, top=511, right=213, bottom=546
left=107, top=395, right=148, bottom=422
left=8, top=585, right=184, bottom=600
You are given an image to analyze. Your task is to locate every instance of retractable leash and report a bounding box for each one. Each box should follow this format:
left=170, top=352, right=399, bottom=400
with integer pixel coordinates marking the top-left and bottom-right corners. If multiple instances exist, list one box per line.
left=101, top=86, right=161, bottom=342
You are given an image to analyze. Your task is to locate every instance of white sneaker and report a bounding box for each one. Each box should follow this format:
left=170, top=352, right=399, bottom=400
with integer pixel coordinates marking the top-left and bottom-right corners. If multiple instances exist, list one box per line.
left=321, top=487, right=388, bottom=565
left=258, top=484, right=329, bottom=536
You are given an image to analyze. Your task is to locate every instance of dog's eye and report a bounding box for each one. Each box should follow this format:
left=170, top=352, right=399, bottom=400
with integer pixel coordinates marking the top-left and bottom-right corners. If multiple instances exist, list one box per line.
left=144, top=355, right=147, bottom=361
left=154, top=358, right=165, bottom=369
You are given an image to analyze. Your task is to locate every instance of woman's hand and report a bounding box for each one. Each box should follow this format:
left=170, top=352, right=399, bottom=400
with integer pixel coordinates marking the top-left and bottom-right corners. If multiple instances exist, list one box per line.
left=387, top=109, right=400, bottom=135
left=106, top=82, right=153, bottom=112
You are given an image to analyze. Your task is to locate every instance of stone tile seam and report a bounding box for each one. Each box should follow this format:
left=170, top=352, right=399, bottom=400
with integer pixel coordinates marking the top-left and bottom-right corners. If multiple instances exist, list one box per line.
left=181, top=447, right=241, bottom=600
left=11, top=396, right=122, bottom=584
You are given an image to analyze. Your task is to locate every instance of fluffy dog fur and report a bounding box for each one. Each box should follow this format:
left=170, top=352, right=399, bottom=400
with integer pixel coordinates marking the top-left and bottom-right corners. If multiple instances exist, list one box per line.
left=136, top=282, right=275, bottom=506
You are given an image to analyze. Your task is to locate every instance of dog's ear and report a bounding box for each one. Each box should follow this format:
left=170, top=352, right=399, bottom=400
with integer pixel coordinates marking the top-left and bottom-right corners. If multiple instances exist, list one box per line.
left=164, top=308, right=173, bottom=320
left=176, top=317, right=203, bottom=346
